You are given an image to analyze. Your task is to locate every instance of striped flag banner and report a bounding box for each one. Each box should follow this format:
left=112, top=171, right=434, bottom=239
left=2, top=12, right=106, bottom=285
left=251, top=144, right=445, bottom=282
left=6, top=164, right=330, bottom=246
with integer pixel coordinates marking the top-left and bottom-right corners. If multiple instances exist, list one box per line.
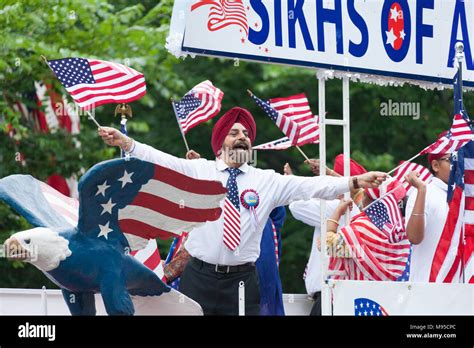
left=47, top=57, right=146, bottom=109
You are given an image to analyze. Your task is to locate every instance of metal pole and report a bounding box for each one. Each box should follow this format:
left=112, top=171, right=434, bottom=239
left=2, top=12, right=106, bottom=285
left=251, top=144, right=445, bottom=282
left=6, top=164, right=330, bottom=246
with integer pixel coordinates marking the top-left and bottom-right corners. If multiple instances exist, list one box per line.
left=455, top=41, right=466, bottom=283
left=318, top=75, right=331, bottom=316
left=342, top=77, right=351, bottom=226
left=238, top=281, right=245, bottom=316
left=41, top=286, right=48, bottom=315
left=120, top=117, right=128, bottom=158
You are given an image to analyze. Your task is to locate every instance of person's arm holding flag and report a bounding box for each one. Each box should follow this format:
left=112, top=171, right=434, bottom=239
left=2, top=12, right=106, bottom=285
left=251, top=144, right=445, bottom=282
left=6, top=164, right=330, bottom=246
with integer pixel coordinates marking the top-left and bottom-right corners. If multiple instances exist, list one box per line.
left=404, top=171, right=427, bottom=245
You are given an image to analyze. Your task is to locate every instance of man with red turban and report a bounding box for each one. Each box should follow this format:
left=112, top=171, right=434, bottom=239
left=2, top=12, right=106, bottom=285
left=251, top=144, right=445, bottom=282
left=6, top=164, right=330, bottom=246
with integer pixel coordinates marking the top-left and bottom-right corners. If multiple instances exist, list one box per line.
left=99, top=107, right=387, bottom=315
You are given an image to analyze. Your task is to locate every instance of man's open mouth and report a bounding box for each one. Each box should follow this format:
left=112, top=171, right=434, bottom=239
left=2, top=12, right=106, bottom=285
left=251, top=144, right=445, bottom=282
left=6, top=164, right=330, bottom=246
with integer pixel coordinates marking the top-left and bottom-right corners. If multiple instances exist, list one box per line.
left=233, top=143, right=249, bottom=150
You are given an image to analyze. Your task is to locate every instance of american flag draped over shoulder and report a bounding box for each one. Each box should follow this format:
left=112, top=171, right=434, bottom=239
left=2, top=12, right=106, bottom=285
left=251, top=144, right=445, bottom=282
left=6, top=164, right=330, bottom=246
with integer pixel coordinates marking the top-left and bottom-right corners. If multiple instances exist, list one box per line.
left=329, top=184, right=410, bottom=281
left=329, top=212, right=411, bottom=281
left=191, top=0, right=249, bottom=37
left=173, top=80, right=224, bottom=134
left=47, top=57, right=146, bottom=109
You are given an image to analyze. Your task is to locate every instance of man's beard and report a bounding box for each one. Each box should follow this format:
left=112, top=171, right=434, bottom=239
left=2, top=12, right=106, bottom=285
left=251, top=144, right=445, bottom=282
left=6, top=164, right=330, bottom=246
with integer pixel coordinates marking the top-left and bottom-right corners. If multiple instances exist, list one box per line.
left=222, top=141, right=252, bottom=164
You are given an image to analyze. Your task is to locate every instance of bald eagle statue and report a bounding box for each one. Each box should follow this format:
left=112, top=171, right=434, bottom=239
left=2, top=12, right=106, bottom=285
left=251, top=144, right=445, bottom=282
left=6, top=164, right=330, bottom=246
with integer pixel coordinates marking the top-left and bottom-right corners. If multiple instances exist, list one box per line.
left=0, top=158, right=226, bottom=315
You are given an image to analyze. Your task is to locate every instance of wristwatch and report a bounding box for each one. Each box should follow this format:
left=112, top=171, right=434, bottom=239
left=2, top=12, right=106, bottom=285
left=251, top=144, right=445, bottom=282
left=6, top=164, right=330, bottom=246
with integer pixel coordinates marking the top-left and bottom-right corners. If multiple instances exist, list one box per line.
left=352, top=176, right=360, bottom=189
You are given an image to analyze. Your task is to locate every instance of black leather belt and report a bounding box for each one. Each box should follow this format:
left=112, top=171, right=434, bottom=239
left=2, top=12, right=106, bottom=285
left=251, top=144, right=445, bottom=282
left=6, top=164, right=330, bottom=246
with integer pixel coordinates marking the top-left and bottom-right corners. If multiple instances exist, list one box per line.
left=191, top=257, right=255, bottom=274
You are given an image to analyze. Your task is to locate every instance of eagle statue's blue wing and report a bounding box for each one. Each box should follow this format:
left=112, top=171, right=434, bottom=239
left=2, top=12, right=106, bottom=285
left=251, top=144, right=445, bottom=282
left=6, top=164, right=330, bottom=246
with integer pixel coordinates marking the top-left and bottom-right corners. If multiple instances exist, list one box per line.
left=0, top=175, right=77, bottom=229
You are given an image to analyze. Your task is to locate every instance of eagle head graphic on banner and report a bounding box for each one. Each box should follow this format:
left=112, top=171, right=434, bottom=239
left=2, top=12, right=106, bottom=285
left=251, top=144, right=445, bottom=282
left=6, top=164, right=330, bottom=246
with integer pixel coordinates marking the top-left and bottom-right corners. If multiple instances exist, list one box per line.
left=0, top=158, right=226, bottom=315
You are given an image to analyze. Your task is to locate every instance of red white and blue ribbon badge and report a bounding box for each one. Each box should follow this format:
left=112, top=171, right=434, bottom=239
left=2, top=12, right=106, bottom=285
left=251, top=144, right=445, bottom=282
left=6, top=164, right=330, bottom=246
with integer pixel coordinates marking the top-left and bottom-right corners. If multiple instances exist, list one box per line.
left=240, top=189, right=259, bottom=229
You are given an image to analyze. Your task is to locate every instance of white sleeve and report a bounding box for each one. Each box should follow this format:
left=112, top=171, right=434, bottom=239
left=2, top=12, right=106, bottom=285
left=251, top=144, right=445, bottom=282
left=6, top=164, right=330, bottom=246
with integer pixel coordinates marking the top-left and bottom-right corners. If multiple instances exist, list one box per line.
left=271, top=173, right=349, bottom=208
left=289, top=199, right=322, bottom=227
left=130, top=140, right=207, bottom=179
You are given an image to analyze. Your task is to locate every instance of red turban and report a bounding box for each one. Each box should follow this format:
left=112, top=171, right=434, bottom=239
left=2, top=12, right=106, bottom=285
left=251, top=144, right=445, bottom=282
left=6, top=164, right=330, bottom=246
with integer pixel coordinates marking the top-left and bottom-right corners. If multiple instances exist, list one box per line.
left=427, top=131, right=449, bottom=164
left=211, top=107, right=256, bottom=156
left=333, top=154, right=367, bottom=176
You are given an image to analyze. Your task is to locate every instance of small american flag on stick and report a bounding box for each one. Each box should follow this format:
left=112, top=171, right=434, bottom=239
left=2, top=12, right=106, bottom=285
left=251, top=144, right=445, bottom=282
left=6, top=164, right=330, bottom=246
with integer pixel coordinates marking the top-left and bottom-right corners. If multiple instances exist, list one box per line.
left=173, top=80, right=224, bottom=134
left=419, top=113, right=474, bottom=155
left=46, top=57, right=146, bottom=109
left=249, top=91, right=302, bottom=145
left=269, top=93, right=319, bottom=145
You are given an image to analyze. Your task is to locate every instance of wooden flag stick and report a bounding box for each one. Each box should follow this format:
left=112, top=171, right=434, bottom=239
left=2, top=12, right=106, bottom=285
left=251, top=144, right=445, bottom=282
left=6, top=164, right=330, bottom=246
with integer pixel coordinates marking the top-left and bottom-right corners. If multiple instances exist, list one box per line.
left=171, top=99, right=190, bottom=152
left=86, top=111, right=102, bottom=128
left=387, top=152, right=422, bottom=175
left=296, top=145, right=311, bottom=161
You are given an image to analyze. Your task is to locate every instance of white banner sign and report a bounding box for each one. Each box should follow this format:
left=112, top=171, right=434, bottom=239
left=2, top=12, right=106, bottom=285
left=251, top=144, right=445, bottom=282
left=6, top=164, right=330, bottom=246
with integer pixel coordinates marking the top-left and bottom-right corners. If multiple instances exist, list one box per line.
left=331, top=280, right=474, bottom=315
left=168, top=0, right=474, bottom=88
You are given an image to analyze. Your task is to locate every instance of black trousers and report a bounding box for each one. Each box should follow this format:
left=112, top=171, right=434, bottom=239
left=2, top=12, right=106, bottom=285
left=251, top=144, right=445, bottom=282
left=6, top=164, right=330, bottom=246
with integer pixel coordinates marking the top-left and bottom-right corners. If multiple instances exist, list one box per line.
left=309, top=291, right=322, bottom=316
left=179, top=257, right=260, bottom=315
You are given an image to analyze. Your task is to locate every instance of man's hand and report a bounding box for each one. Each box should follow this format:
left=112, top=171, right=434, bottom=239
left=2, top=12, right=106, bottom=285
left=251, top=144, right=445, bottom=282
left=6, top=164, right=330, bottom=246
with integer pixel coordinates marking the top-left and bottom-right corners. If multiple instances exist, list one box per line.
left=304, top=159, right=321, bottom=175
left=404, top=171, right=426, bottom=189
left=283, top=163, right=293, bottom=175
left=304, top=159, right=340, bottom=176
left=335, top=198, right=353, bottom=217
left=98, top=127, right=128, bottom=148
left=355, top=171, right=388, bottom=188
left=186, top=150, right=201, bottom=160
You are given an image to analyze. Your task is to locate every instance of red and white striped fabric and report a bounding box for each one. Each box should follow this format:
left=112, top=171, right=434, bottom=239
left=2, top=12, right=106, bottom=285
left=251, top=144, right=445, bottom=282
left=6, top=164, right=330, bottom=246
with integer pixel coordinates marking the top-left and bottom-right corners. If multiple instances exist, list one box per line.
left=419, top=114, right=474, bottom=155
left=392, top=161, right=433, bottom=197
left=429, top=150, right=473, bottom=283
left=269, top=93, right=319, bottom=146
left=118, top=163, right=227, bottom=248
left=329, top=213, right=411, bottom=281
left=131, top=240, right=164, bottom=280
left=35, top=81, right=81, bottom=198
left=47, top=57, right=146, bottom=109
left=223, top=197, right=241, bottom=250
left=253, top=137, right=293, bottom=151
left=271, top=221, right=279, bottom=266
left=38, top=181, right=165, bottom=278
left=35, top=81, right=81, bottom=135
left=191, top=0, right=249, bottom=36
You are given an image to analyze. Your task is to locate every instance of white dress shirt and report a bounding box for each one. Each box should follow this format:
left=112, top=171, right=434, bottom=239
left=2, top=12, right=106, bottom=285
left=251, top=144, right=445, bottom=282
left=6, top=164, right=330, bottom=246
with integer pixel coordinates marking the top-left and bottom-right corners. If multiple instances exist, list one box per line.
left=289, top=199, right=360, bottom=296
left=130, top=141, right=350, bottom=265
left=405, top=177, right=458, bottom=282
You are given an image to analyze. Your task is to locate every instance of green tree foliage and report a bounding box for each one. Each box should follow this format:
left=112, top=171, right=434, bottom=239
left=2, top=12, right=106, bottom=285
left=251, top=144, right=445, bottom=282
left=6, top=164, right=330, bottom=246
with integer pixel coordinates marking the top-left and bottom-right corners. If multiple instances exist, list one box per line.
left=0, top=0, right=471, bottom=294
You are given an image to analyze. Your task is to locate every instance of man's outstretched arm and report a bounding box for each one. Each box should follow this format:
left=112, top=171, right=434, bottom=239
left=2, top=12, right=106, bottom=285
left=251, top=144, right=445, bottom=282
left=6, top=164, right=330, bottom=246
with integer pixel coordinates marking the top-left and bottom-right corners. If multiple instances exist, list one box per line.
left=98, top=127, right=205, bottom=178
